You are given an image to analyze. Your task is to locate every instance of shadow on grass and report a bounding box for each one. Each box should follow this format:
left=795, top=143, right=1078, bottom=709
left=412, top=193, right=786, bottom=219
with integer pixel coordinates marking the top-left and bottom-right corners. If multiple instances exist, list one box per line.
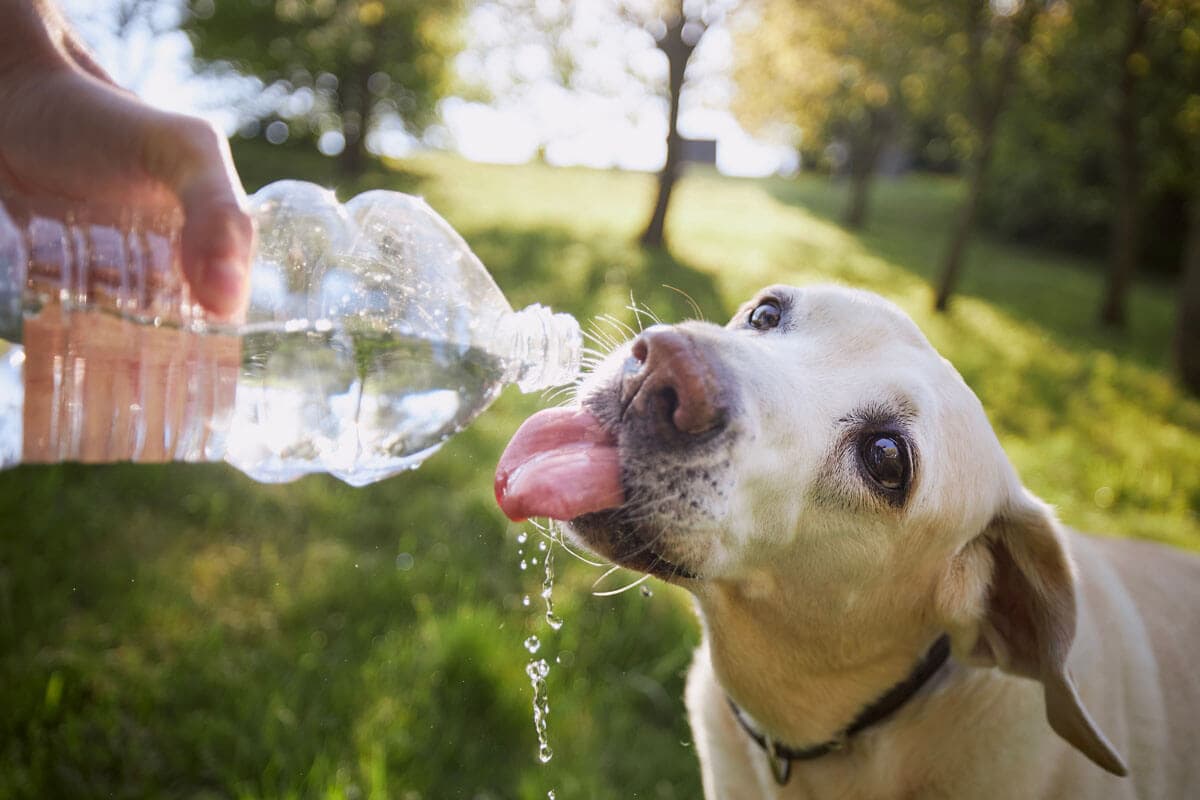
left=0, top=440, right=702, bottom=798
left=462, top=224, right=728, bottom=341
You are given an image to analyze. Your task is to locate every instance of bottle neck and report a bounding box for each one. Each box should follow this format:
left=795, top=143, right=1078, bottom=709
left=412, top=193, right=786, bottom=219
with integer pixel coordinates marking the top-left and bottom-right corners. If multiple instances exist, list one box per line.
left=502, top=304, right=582, bottom=392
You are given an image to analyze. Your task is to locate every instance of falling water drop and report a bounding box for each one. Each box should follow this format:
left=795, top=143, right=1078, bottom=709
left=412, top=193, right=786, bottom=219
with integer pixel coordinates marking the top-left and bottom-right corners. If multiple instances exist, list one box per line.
left=527, top=657, right=553, bottom=763
left=542, top=545, right=564, bottom=630
left=524, top=635, right=541, bottom=653
left=517, top=531, right=528, bottom=545
left=522, top=594, right=531, bottom=607
left=641, top=584, right=654, bottom=598
left=519, top=559, right=528, bottom=571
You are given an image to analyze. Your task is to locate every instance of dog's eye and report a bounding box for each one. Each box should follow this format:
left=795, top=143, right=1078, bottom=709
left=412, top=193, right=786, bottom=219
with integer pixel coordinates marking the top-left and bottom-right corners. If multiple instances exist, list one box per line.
left=749, top=300, right=782, bottom=330
left=860, top=434, right=909, bottom=492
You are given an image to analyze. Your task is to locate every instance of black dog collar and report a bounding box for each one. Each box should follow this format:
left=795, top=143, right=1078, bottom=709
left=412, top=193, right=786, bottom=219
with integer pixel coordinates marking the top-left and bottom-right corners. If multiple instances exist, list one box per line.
left=727, top=634, right=952, bottom=785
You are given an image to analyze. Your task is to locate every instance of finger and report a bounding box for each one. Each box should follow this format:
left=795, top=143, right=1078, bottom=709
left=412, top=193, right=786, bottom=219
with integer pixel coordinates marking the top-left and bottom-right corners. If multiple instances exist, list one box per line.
left=142, top=115, right=254, bottom=319
left=2, top=70, right=254, bottom=318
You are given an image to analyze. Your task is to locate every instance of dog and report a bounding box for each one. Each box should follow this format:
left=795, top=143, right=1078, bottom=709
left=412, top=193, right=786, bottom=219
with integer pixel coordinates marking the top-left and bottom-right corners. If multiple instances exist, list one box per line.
left=495, top=284, right=1200, bottom=799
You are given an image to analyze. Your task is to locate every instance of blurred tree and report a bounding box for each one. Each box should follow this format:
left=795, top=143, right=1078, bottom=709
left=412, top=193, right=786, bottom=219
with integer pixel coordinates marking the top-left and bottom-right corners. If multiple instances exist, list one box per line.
left=64, top=0, right=179, bottom=92
left=933, top=0, right=1042, bottom=312
left=732, top=0, right=928, bottom=229
left=1151, top=0, right=1200, bottom=392
left=625, top=0, right=729, bottom=250
left=1098, top=0, right=1152, bottom=328
left=1178, top=198, right=1200, bottom=394
left=981, top=0, right=1195, bottom=280
left=978, top=1, right=1118, bottom=255
left=183, top=0, right=464, bottom=177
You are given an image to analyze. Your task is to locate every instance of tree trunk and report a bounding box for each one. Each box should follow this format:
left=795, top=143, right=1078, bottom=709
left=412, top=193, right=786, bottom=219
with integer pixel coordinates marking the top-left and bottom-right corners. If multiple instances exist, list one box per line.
left=337, top=130, right=367, bottom=177
left=842, top=160, right=874, bottom=230
left=336, top=59, right=375, bottom=178
left=933, top=143, right=993, bottom=311
left=933, top=8, right=1036, bottom=313
left=642, top=156, right=679, bottom=249
left=1175, top=195, right=1200, bottom=394
left=841, top=114, right=890, bottom=230
left=640, top=13, right=697, bottom=250
left=1099, top=0, right=1149, bottom=328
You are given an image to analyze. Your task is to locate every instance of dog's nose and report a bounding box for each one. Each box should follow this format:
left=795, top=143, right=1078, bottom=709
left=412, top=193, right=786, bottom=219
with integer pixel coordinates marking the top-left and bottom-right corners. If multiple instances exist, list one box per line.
left=622, top=327, right=724, bottom=436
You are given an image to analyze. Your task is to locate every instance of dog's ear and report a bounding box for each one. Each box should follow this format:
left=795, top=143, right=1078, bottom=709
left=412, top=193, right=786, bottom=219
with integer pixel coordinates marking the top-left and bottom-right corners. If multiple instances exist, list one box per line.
left=941, top=494, right=1128, bottom=777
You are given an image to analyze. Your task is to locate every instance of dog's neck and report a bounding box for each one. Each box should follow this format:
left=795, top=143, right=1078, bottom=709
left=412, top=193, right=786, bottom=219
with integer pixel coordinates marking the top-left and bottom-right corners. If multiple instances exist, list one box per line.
left=693, top=572, right=949, bottom=747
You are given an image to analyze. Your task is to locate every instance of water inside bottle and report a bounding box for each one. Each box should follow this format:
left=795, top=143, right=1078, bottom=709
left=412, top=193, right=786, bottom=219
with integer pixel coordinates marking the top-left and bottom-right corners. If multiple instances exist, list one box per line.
left=1, top=298, right=508, bottom=482
left=230, top=323, right=507, bottom=485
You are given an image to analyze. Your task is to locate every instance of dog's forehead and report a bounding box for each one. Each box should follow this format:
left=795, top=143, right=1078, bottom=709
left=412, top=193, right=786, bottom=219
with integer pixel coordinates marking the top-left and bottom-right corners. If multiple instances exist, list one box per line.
left=725, top=284, right=986, bottom=440
left=730, top=284, right=933, bottom=355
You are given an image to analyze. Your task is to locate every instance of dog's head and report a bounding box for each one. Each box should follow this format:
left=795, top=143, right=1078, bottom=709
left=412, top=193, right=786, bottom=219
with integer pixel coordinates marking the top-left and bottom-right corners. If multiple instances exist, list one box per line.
left=496, top=284, right=1125, bottom=776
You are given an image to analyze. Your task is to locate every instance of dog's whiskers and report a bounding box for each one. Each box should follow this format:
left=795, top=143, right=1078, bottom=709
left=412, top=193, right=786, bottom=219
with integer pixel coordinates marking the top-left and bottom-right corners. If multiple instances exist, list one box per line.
left=583, top=328, right=620, bottom=353
left=596, top=313, right=638, bottom=341
left=591, top=563, right=624, bottom=589
left=592, top=571, right=652, bottom=597
left=626, top=294, right=664, bottom=331
left=531, top=519, right=608, bottom=568
left=662, top=284, right=706, bottom=321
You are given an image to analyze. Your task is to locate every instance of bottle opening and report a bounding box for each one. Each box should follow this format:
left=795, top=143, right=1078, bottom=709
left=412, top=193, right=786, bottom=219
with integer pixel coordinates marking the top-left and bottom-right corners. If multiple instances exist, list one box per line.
left=506, top=305, right=582, bottom=392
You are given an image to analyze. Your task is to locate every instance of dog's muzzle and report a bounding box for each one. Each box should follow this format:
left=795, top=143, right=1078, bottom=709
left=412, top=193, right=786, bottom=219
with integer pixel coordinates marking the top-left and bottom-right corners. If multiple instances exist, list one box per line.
left=620, top=326, right=727, bottom=438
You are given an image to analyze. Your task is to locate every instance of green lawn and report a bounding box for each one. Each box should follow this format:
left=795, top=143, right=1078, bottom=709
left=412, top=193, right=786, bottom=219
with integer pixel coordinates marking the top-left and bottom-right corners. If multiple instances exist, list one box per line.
left=1, top=149, right=1197, bottom=799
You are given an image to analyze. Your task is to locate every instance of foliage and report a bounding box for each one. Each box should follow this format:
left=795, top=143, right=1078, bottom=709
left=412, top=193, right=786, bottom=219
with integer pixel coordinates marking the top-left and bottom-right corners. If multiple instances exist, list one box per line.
left=731, top=0, right=925, bottom=170
left=1, top=150, right=1198, bottom=799
left=183, top=0, right=464, bottom=173
left=983, top=0, right=1200, bottom=272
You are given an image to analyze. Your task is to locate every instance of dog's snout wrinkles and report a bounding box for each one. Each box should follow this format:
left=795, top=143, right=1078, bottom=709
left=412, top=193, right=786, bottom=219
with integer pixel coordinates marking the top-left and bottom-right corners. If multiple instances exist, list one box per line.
left=622, top=327, right=724, bottom=436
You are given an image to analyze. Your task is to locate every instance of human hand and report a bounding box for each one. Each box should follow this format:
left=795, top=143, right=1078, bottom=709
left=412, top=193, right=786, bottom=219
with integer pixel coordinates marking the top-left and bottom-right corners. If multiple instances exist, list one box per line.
left=0, top=0, right=253, bottom=318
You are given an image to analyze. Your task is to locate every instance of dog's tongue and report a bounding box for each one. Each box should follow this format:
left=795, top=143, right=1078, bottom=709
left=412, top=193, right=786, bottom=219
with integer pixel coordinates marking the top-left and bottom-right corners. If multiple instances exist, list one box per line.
left=495, top=408, right=624, bottom=522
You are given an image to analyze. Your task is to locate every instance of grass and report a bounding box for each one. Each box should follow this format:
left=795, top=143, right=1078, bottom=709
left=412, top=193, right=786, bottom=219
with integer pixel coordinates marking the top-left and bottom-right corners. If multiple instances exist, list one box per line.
left=1, top=145, right=1197, bottom=799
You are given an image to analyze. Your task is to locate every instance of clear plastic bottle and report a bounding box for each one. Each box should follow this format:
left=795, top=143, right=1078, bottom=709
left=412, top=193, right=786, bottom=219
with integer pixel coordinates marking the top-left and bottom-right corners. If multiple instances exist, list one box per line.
left=0, top=180, right=581, bottom=486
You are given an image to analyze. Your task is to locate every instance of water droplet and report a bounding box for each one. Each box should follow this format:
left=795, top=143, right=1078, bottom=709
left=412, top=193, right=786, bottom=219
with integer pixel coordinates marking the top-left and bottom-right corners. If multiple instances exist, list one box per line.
left=517, top=531, right=528, bottom=545
left=524, top=635, right=541, bottom=653
left=548, top=791, right=557, bottom=800
left=540, top=545, right=563, bottom=631
left=531, top=556, right=539, bottom=566
left=522, top=595, right=531, bottom=607
left=641, top=585, right=654, bottom=598
left=519, top=559, right=528, bottom=571
left=527, top=657, right=553, bottom=763
left=538, top=540, right=547, bottom=552
left=395, top=552, right=414, bottom=571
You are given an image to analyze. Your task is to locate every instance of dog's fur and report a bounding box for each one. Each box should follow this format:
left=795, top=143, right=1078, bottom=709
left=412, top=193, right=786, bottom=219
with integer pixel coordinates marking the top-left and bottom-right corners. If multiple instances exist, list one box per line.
left=566, top=285, right=1200, bottom=799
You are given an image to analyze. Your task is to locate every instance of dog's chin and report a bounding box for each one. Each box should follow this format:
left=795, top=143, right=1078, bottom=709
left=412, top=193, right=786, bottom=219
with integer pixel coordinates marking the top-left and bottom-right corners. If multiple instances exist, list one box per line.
left=568, top=510, right=700, bottom=582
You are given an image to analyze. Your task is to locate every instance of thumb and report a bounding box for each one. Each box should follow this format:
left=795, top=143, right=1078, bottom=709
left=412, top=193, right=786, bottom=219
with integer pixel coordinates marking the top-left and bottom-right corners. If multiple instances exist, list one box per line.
left=142, top=114, right=254, bottom=319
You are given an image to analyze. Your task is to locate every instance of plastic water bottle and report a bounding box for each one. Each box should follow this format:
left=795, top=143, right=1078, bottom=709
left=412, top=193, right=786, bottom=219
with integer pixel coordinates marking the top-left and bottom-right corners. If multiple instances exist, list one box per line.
left=0, top=180, right=581, bottom=486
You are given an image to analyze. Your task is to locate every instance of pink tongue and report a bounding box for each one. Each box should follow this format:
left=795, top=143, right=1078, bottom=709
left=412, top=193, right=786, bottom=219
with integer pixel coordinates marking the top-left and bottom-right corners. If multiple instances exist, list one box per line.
left=495, top=407, right=624, bottom=522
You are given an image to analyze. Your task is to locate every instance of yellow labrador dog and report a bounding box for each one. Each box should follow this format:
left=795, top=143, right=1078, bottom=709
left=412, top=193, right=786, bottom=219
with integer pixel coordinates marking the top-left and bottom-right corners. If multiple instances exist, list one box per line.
left=496, top=285, right=1200, bottom=799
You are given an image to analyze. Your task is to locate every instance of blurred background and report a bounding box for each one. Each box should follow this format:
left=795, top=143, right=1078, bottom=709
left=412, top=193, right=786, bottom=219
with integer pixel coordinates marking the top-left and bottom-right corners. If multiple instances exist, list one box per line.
left=1, top=0, right=1198, bottom=797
